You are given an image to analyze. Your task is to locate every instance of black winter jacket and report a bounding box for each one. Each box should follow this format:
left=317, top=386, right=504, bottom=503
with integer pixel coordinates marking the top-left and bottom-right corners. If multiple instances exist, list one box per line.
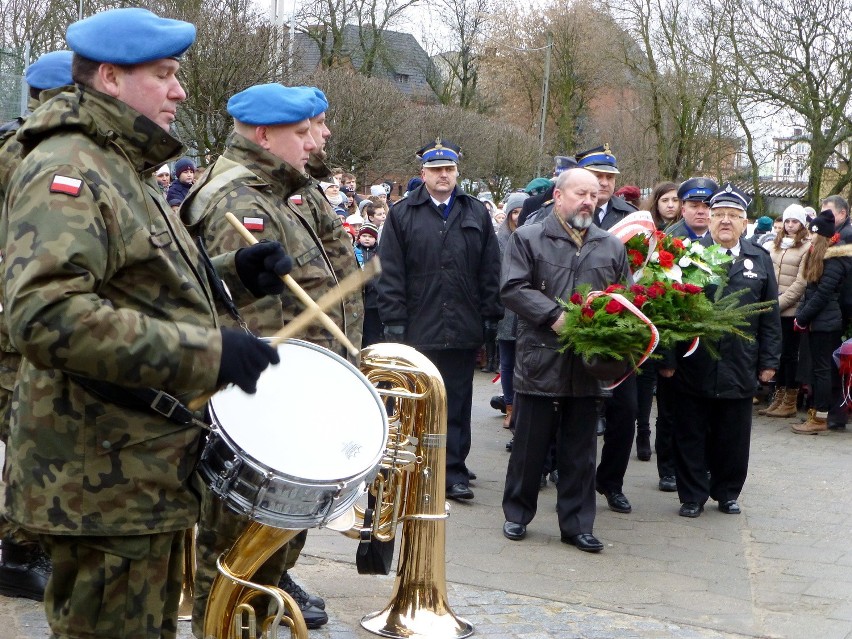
left=796, top=244, right=852, bottom=332
left=664, top=240, right=781, bottom=399
left=376, top=185, right=503, bottom=349
left=501, top=212, right=630, bottom=397
left=595, top=194, right=637, bottom=230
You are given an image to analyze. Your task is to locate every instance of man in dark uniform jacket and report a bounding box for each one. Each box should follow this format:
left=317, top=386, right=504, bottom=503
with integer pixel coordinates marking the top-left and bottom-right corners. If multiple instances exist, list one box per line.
left=574, top=144, right=639, bottom=516
left=377, top=139, right=503, bottom=501
left=660, top=183, right=780, bottom=518
left=653, top=176, right=718, bottom=493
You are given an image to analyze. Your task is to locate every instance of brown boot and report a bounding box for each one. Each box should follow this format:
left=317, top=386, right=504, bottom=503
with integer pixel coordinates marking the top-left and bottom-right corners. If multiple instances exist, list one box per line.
left=766, top=387, right=798, bottom=417
left=792, top=410, right=828, bottom=434
left=758, top=388, right=784, bottom=415
left=503, top=404, right=513, bottom=429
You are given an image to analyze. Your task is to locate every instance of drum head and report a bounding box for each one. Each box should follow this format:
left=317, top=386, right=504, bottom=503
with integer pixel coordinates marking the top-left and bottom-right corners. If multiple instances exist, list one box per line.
left=210, top=340, right=387, bottom=482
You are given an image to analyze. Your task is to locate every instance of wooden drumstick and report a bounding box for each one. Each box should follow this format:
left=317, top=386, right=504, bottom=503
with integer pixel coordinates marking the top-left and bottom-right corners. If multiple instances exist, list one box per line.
left=186, top=223, right=381, bottom=411
left=225, top=211, right=358, bottom=357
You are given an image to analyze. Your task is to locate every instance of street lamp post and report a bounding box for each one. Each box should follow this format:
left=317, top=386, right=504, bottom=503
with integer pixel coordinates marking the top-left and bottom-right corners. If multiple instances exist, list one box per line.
left=536, top=31, right=553, bottom=177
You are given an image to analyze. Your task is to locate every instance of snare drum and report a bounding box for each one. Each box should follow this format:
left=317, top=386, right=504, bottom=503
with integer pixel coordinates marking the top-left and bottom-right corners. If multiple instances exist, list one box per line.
left=198, top=339, right=388, bottom=529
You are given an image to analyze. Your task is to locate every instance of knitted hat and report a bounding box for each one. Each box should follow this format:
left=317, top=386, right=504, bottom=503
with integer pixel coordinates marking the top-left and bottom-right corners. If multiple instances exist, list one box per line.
left=358, top=222, right=379, bottom=239
left=810, top=209, right=836, bottom=237
left=782, top=204, right=807, bottom=226
left=502, top=191, right=529, bottom=215
left=346, top=213, right=364, bottom=226
left=406, top=177, right=423, bottom=193
left=755, top=216, right=773, bottom=232
left=174, top=157, right=196, bottom=176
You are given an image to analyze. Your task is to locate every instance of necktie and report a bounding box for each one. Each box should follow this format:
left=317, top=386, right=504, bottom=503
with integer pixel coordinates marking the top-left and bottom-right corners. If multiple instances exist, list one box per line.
left=726, top=249, right=733, bottom=256
left=438, top=203, right=447, bottom=218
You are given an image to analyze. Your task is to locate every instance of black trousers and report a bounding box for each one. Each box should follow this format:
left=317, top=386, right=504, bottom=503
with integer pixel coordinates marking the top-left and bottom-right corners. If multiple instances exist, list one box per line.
left=777, top=317, right=802, bottom=388
left=596, top=374, right=637, bottom=493
left=808, top=330, right=842, bottom=413
left=503, top=393, right=597, bottom=536
left=635, top=361, right=655, bottom=434
left=672, top=394, right=752, bottom=505
left=421, top=348, right=476, bottom=487
left=654, top=373, right=677, bottom=478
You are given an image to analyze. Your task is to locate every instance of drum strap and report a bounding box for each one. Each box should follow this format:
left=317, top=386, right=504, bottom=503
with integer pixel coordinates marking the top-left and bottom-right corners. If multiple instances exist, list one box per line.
left=68, top=374, right=208, bottom=428
left=195, top=235, right=245, bottom=328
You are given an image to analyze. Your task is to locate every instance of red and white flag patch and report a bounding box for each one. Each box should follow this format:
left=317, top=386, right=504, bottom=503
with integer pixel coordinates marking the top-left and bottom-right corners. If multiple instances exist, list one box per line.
left=50, top=175, right=83, bottom=197
left=289, top=194, right=303, bottom=205
left=243, top=216, right=264, bottom=231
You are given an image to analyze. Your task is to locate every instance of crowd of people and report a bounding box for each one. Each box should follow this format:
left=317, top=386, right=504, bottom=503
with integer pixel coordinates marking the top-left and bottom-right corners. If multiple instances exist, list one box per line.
left=0, top=6, right=848, bottom=639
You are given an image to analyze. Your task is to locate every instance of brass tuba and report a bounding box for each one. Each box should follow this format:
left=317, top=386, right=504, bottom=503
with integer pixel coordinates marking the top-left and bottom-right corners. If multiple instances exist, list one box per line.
left=201, top=343, right=472, bottom=639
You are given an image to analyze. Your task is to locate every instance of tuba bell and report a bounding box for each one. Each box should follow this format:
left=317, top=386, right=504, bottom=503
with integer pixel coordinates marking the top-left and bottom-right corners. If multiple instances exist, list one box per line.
left=201, top=343, right=472, bottom=639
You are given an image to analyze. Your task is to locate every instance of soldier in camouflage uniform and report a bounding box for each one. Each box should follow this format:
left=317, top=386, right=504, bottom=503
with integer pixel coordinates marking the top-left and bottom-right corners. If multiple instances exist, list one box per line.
left=184, top=84, right=364, bottom=634
left=0, top=10, right=290, bottom=639
left=0, top=50, right=74, bottom=603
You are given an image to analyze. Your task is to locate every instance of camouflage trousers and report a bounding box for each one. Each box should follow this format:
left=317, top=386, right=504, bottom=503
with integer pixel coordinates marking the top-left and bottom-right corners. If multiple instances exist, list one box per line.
left=40, top=531, right=184, bottom=639
left=191, top=489, right=307, bottom=638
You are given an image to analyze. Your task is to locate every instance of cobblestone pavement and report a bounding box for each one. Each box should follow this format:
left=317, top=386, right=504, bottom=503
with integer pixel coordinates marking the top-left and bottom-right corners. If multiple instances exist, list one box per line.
left=2, top=372, right=851, bottom=639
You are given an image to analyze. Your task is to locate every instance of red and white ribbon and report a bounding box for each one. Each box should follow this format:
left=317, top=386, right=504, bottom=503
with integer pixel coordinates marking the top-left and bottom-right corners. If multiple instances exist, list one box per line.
left=584, top=291, right=660, bottom=390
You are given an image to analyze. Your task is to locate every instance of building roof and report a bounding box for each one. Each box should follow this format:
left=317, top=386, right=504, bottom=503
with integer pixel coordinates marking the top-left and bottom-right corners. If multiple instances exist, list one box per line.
left=735, top=181, right=808, bottom=199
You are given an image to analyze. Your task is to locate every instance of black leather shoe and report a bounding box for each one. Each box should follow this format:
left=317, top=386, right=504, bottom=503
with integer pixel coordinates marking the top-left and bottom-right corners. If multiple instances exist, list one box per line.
left=502, top=521, right=526, bottom=540
left=598, top=489, right=632, bottom=513
left=490, top=395, right=507, bottom=413
left=0, top=539, right=51, bottom=602
left=549, top=469, right=559, bottom=484
left=658, top=475, right=677, bottom=492
left=505, top=437, right=513, bottom=451
left=467, top=469, right=477, bottom=481
left=679, top=502, right=704, bottom=518
left=446, top=483, right=474, bottom=500
left=828, top=422, right=847, bottom=430
left=718, top=500, right=741, bottom=514
left=636, top=432, right=652, bottom=461
left=279, top=571, right=325, bottom=610
left=561, top=533, right=603, bottom=553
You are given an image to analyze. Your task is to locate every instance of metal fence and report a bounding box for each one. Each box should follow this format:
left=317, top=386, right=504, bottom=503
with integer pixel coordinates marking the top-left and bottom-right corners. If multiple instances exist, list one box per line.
left=0, top=72, right=26, bottom=123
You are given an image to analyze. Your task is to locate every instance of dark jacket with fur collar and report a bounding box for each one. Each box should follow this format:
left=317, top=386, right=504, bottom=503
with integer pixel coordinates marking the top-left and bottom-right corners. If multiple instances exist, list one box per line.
left=796, top=244, right=852, bottom=332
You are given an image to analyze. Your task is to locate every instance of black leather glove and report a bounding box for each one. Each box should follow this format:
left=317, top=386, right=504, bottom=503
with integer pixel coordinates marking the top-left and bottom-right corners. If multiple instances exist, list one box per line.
left=483, top=319, right=499, bottom=343
left=216, top=328, right=280, bottom=394
left=234, top=240, right=293, bottom=297
left=383, top=324, right=406, bottom=343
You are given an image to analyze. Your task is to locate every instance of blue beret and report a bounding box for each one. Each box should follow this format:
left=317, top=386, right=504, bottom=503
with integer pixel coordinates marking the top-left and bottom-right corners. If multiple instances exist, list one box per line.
left=677, top=177, right=719, bottom=202
left=227, top=84, right=316, bottom=126
left=308, top=87, right=328, bottom=117
left=709, top=182, right=751, bottom=212
left=575, top=144, right=619, bottom=174
left=25, top=51, right=73, bottom=90
left=416, top=138, right=460, bottom=167
left=66, top=8, right=196, bottom=65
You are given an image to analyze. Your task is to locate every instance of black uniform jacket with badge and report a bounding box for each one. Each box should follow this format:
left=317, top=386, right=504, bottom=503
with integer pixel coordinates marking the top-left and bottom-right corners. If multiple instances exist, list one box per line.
left=377, top=184, right=503, bottom=349
left=796, top=244, right=852, bottom=332
left=0, top=87, right=250, bottom=536
left=666, top=218, right=715, bottom=247
left=596, top=194, right=636, bottom=230
left=501, top=211, right=631, bottom=398
left=832, top=216, right=852, bottom=315
left=665, top=240, right=781, bottom=399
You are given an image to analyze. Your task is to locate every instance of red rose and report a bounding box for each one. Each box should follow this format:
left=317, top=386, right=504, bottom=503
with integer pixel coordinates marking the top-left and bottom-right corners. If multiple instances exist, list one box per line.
left=683, top=283, right=702, bottom=294
left=671, top=238, right=685, bottom=250
left=581, top=306, right=595, bottom=318
left=672, top=282, right=685, bottom=292
left=604, top=283, right=626, bottom=293
left=653, top=230, right=667, bottom=243
left=630, top=284, right=647, bottom=294
left=647, top=282, right=666, bottom=298
left=628, top=249, right=645, bottom=268
left=605, top=299, right=624, bottom=314
left=633, top=294, right=648, bottom=306
left=658, top=250, right=675, bottom=268
left=570, top=293, right=583, bottom=305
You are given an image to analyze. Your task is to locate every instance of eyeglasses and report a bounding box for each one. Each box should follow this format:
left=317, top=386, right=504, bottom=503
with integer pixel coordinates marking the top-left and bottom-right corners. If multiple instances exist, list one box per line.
left=710, top=211, right=747, bottom=221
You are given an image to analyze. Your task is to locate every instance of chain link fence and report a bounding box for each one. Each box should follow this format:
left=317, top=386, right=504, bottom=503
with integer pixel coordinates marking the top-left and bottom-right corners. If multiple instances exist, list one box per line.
left=0, top=48, right=26, bottom=123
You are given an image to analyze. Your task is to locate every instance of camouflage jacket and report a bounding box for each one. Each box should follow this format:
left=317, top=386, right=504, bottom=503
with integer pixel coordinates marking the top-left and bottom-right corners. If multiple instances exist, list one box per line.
left=0, top=87, right=247, bottom=536
left=182, top=134, right=363, bottom=361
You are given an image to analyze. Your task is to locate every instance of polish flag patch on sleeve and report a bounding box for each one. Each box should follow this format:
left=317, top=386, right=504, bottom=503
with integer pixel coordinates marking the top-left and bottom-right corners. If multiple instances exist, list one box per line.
left=50, top=174, right=83, bottom=196
left=289, top=194, right=303, bottom=205
left=243, top=216, right=264, bottom=231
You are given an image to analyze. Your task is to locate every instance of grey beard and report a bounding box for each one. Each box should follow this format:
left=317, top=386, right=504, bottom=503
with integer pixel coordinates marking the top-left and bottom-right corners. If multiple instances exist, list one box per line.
left=568, top=212, right=593, bottom=229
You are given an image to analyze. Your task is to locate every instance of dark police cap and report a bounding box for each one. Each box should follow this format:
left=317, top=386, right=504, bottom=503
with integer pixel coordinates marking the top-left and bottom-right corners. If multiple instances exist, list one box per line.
left=709, top=182, right=751, bottom=212
left=554, top=155, right=578, bottom=176
left=227, top=84, right=316, bottom=126
left=575, top=144, right=619, bottom=174
left=677, top=177, right=719, bottom=202
left=25, top=51, right=73, bottom=90
left=67, top=8, right=195, bottom=65
left=416, top=138, right=461, bottom=167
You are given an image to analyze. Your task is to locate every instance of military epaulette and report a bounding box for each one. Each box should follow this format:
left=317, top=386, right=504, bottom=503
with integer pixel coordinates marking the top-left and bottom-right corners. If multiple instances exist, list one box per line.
left=542, top=199, right=554, bottom=207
